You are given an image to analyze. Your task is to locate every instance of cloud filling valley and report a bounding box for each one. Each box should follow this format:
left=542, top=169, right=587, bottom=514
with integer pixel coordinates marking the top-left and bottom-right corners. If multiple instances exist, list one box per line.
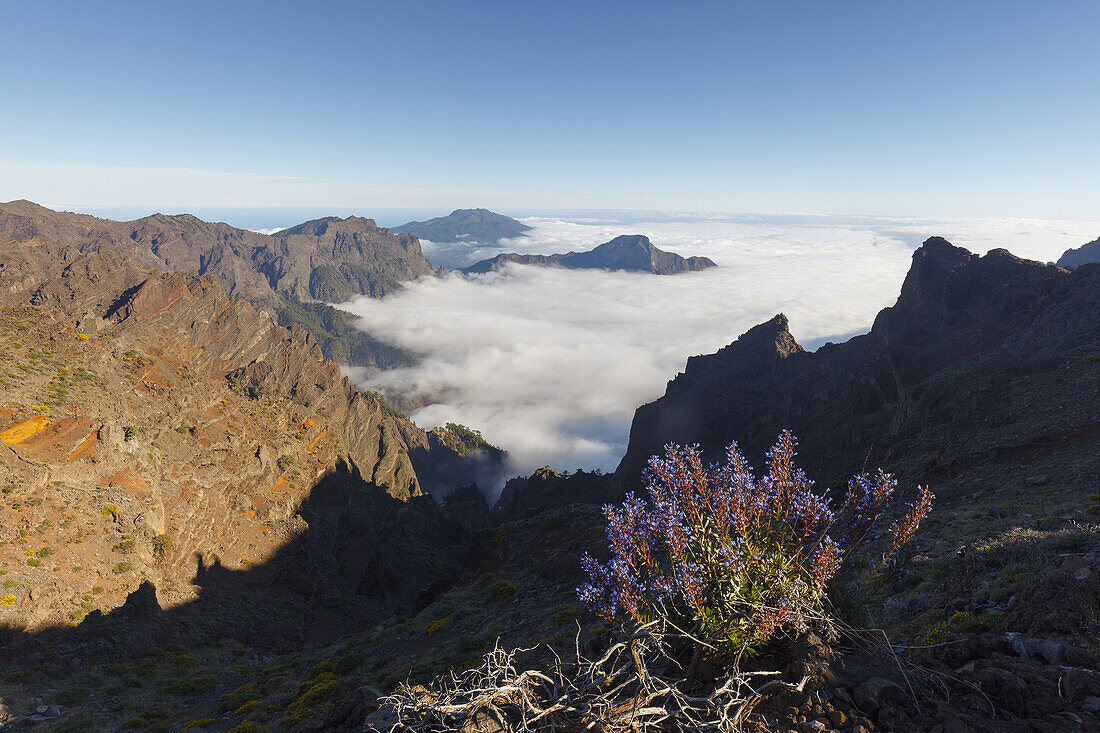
left=338, top=215, right=1097, bottom=483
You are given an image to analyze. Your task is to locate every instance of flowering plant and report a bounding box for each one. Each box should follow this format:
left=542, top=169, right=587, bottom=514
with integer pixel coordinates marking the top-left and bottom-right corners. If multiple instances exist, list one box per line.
left=578, top=431, right=933, bottom=654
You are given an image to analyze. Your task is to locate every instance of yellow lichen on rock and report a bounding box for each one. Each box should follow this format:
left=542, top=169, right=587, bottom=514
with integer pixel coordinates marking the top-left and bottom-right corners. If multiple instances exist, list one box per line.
left=0, top=415, right=51, bottom=445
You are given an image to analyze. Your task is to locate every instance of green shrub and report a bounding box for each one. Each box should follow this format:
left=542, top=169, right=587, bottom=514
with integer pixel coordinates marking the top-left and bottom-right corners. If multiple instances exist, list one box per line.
left=112, top=562, right=133, bottom=574
left=164, top=673, right=218, bottom=694
left=123, top=705, right=170, bottom=729
left=234, top=700, right=263, bottom=715
left=554, top=603, right=579, bottom=626
left=102, top=504, right=119, bottom=519
left=123, top=425, right=140, bottom=440
left=152, top=534, right=173, bottom=558
left=492, top=581, right=518, bottom=602
left=112, top=538, right=135, bottom=554
left=424, top=617, right=450, bottom=636
left=25, top=558, right=41, bottom=567
left=224, top=682, right=261, bottom=710
left=258, top=663, right=290, bottom=688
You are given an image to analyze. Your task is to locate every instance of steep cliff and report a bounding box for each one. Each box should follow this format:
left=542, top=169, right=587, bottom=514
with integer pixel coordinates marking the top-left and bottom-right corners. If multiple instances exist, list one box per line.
left=617, top=238, right=1100, bottom=489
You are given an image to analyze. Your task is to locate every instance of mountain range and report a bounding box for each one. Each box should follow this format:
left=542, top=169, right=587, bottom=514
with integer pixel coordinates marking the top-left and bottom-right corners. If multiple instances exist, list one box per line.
left=0, top=200, right=437, bottom=373
left=461, top=234, right=717, bottom=275
left=0, top=200, right=433, bottom=303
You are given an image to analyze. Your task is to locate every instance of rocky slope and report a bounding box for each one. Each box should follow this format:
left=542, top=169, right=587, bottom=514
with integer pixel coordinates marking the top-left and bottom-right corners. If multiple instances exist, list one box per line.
left=0, top=237, right=495, bottom=635
left=1057, top=233, right=1100, bottom=269
left=0, top=200, right=434, bottom=303
left=393, top=208, right=531, bottom=244
left=463, top=234, right=717, bottom=275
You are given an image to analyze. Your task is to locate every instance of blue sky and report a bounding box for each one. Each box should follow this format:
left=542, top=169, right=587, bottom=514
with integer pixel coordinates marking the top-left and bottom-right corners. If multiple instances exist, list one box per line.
left=2, top=1, right=1098, bottom=218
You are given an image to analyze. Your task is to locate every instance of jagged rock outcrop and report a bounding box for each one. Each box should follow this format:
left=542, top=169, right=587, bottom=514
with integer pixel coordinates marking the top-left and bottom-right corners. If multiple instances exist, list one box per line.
left=0, top=199, right=434, bottom=302
left=394, top=208, right=531, bottom=243
left=616, top=237, right=1100, bottom=489
left=1057, top=234, right=1100, bottom=269
left=462, top=234, right=717, bottom=275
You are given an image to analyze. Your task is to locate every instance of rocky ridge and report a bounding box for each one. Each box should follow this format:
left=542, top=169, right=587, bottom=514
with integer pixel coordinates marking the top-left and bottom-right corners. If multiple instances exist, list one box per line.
left=0, top=200, right=434, bottom=303
left=1057, top=233, right=1100, bottom=269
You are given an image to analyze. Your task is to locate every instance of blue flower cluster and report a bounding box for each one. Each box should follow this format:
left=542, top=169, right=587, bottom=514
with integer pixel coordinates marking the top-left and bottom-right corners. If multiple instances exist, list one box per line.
left=577, top=431, right=933, bottom=653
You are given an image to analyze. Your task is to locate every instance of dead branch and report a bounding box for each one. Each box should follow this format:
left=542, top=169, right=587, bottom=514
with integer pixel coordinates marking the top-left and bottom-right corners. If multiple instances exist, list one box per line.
left=379, top=622, right=822, bottom=732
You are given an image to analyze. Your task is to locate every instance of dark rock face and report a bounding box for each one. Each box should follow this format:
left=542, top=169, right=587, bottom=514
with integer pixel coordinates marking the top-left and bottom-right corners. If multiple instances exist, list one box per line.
left=616, top=237, right=1100, bottom=491
left=1057, top=234, right=1100, bottom=269
left=463, top=234, right=717, bottom=275
left=0, top=199, right=433, bottom=302
left=393, top=208, right=531, bottom=244
left=493, top=468, right=617, bottom=519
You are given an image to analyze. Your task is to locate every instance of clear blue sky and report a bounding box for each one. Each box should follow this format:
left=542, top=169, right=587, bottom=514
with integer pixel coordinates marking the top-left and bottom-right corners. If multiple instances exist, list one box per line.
left=2, top=1, right=1097, bottom=218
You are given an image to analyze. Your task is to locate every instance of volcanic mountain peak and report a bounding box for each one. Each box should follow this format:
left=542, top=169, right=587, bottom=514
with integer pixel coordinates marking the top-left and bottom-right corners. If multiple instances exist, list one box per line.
left=393, top=208, right=532, bottom=243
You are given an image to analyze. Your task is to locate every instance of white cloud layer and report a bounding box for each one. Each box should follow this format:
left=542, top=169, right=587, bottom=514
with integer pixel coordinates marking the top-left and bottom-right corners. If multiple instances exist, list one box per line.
left=339, top=215, right=1099, bottom=480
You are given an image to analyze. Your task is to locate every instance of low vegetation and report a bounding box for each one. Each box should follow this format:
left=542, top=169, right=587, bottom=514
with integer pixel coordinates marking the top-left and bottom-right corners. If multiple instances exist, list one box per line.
left=431, top=422, right=498, bottom=455
left=579, top=432, right=932, bottom=656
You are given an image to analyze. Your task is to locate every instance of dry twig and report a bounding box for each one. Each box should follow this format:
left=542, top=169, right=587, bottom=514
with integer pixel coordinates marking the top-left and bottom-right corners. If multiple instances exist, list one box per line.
left=381, top=621, right=821, bottom=732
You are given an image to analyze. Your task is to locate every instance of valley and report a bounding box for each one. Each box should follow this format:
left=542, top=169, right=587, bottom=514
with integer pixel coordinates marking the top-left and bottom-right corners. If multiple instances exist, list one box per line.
left=0, top=202, right=1098, bottom=731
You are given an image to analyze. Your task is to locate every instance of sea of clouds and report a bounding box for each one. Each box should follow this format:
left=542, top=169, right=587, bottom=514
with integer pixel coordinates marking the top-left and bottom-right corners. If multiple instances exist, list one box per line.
left=337, top=214, right=1097, bottom=485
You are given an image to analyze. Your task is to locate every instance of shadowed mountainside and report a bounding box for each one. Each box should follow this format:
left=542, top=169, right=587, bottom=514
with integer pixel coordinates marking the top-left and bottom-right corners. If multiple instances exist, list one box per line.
left=616, top=237, right=1100, bottom=491
left=462, top=234, right=717, bottom=275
